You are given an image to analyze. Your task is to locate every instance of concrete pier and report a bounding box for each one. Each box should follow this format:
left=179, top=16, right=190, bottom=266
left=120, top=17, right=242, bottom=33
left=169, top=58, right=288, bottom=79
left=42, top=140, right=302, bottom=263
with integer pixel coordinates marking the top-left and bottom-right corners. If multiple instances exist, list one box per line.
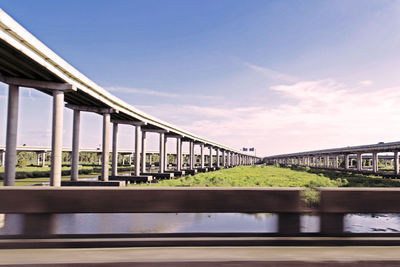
left=209, top=146, right=213, bottom=167
left=111, top=123, right=118, bottom=177
left=50, top=90, right=64, bottom=187
left=4, top=85, right=19, bottom=186
left=71, top=110, right=80, bottom=181
left=357, top=153, right=362, bottom=171
left=372, top=152, right=378, bottom=173
left=0, top=150, right=4, bottom=167
left=134, top=125, right=141, bottom=176
left=334, top=155, right=339, bottom=169
left=345, top=154, right=350, bottom=170
left=200, top=143, right=205, bottom=168
left=164, top=138, right=168, bottom=170
left=100, top=113, right=110, bottom=181
left=159, top=132, right=165, bottom=174
left=176, top=137, right=182, bottom=171
left=189, top=141, right=194, bottom=169
left=216, top=148, right=220, bottom=168
left=141, top=131, right=147, bottom=173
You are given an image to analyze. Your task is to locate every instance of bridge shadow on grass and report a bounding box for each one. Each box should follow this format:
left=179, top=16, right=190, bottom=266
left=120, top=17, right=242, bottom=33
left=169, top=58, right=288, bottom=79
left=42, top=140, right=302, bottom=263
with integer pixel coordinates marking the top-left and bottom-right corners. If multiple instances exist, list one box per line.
left=289, top=166, right=400, bottom=187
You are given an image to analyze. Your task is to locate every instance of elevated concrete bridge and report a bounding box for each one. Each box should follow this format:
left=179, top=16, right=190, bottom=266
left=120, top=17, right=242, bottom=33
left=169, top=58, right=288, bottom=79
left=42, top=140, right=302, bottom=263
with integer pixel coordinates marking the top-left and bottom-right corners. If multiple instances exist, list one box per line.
left=264, top=141, right=400, bottom=177
left=0, top=9, right=259, bottom=186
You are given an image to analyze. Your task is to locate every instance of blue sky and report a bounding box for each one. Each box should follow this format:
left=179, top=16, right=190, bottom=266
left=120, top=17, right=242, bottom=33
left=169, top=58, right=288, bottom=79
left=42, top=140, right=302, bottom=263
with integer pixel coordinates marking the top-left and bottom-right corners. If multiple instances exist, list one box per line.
left=1, top=0, right=400, bottom=155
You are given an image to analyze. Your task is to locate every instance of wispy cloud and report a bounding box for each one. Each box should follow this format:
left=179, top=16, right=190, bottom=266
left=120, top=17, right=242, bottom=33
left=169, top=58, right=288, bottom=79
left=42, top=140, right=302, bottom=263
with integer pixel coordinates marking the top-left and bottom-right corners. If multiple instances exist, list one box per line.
left=242, top=62, right=298, bottom=83
left=107, top=86, right=220, bottom=100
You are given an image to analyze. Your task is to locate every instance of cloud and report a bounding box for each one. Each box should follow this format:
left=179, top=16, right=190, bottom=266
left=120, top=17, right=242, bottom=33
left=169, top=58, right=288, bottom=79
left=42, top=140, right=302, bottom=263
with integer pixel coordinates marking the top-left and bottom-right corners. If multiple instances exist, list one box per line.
left=107, top=86, right=220, bottom=100
left=242, top=62, right=298, bottom=83
left=359, top=80, right=373, bottom=86
left=136, top=79, right=400, bottom=156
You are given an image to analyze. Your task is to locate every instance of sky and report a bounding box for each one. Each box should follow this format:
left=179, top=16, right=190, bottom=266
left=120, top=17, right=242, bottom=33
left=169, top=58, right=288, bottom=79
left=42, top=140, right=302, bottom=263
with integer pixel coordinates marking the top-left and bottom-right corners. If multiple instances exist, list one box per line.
left=1, top=0, right=400, bottom=156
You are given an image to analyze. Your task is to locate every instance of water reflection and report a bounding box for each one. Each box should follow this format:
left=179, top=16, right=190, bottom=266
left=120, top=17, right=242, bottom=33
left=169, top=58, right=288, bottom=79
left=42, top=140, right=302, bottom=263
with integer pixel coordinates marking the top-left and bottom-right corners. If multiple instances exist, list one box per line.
left=1, top=213, right=400, bottom=235
left=55, top=213, right=279, bottom=234
left=344, top=214, right=400, bottom=233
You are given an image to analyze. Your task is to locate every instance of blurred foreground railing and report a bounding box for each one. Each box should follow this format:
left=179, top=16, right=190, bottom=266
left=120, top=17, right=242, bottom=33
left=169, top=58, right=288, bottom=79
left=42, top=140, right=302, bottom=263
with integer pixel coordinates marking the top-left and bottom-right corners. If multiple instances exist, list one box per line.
left=1, top=187, right=400, bottom=248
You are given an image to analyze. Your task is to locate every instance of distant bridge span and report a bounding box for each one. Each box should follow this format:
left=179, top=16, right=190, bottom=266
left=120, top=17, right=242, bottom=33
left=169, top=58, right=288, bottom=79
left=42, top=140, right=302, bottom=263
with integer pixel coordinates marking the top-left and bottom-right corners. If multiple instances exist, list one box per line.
left=264, top=141, right=400, bottom=177
left=0, top=9, right=259, bottom=186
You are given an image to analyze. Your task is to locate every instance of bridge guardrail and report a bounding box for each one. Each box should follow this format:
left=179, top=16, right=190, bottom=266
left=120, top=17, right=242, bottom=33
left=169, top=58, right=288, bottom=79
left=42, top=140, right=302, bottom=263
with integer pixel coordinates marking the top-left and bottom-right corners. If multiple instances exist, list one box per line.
left=1, top=187, right=400, bottom=247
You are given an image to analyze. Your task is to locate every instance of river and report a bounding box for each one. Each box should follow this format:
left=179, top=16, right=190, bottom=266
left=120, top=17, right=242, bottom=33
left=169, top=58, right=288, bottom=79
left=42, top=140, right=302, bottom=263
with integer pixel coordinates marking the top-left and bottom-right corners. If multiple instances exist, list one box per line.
left=1, top=213, right=400, bottom=235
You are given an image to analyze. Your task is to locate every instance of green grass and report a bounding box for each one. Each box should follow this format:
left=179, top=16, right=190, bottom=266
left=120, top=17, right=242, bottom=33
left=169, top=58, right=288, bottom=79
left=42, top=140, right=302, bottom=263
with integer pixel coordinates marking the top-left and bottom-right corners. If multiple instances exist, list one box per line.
left=140, top=165, right=348, bottom=188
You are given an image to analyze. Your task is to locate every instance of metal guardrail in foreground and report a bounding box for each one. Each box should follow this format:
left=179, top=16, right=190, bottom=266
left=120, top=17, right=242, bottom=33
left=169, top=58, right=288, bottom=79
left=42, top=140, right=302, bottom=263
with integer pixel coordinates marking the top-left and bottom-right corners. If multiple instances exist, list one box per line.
left=1, top=187, right=400, bottom=248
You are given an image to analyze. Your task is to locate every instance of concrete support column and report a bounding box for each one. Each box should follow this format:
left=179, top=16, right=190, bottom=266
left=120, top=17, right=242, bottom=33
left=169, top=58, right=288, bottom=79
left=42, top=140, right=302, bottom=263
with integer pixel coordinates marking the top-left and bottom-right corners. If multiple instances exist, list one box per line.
left=394, top=151, right=399, bottom=175
left=200, top=143, right=205, bottom=168
left=159, top=133, right=165, bottom=173
left=334, top=155, right=339, bottom=169
left=41, top=152, right=46, bottom=167
left=4, top=85, right=19, bottom=186
left=0, top=150, right=4, bottom=167
left=164, top=138, right=168, bottom=170
left=36, top=152, right=40, bottom=167
left=141, top=131, right=147, bottom=173
left=134, top=125, right=141, bottom=176
left=50, top=90, right=64, bottom=187
left=111, top=123, right=118, bottom=177
left=71, top=110, right=81, bottom=181
left=216, top=149, right=220, bottom=168
left=372, top=152, right=378, bottom=173
left=345, top=154, right=350, bottom=169
left=221, top=150, right=225, bottom=167
left=100, top=113, right=110, bottom=181
left=357, top=153, right=363, bottom=171
left=176, top=137, right=182, bottom=171
left=129, top=154, right=132, bottom=165
left=189, top=141, right=194, bottom=169
left=208, top=146, right=213, bottom=167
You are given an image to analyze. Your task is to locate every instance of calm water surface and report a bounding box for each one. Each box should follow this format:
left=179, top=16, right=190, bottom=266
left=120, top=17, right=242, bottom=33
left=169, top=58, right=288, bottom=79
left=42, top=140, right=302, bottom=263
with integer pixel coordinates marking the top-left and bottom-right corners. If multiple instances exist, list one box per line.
left=1, top=213, right=400, bottom=235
